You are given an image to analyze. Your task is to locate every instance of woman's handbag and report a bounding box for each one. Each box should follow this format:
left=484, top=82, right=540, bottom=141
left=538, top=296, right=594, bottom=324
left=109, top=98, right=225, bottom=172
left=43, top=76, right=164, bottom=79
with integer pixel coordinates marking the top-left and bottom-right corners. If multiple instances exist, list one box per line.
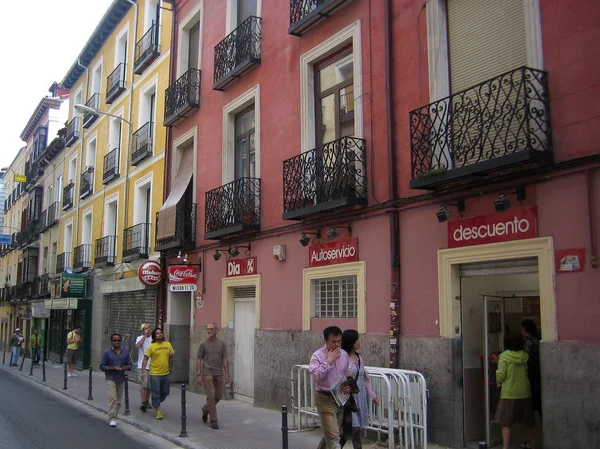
left=342, top=356, right=361, bottom=434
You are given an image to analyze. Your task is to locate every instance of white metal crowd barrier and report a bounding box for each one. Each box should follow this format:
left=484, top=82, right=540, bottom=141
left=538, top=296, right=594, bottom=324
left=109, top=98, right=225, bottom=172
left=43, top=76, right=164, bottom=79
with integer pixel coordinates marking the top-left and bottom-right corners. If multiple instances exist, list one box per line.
left=290, top=365, right=428, bottom=449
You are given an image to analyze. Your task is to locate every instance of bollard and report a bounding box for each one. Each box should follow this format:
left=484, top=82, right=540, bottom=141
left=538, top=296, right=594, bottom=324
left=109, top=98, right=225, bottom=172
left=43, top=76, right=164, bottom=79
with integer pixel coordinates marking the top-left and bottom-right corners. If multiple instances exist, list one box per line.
left=124, top=372, right=131, bottom=415
left=19, top=350, right=26, bottom=371
left=2, top=350, right=5, bottom=365
left=42, top=359, right=47, bottom=382
left=87, top=365, right=94, bottom=400
left=64, top=363, right=68, bottom=390
left=179, top=384, right=188, bottom=437
left=281, top=405, right=289, bottom=449
left=29, top=355, right=34, bottom=376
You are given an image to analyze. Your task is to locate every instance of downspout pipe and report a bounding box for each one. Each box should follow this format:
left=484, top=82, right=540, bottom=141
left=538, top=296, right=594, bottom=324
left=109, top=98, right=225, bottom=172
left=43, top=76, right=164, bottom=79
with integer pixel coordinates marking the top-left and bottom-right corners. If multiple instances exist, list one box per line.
left=74, top=59, right=89, bottom=250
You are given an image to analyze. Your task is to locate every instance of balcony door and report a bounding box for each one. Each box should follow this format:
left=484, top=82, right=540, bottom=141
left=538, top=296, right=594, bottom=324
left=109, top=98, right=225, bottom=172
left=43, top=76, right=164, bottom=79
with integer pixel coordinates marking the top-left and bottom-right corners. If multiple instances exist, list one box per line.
left=188, top=22, right=200, bottom=71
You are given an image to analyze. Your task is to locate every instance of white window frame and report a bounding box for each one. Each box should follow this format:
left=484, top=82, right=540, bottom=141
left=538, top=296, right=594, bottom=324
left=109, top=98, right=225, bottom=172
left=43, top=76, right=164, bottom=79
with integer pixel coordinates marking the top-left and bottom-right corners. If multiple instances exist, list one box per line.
left=134, top=172, right=153, bottom=225
left=176, top=1, right=204, bottom=77
left=172, top=126, right=198, bottom=203
left=82, top=207, right=93, bottom=245
left=225, top=0, right=262, bottom=34
left=91, top=57, right=104, bottom=97
left=114, top=23, right=130, bottom=68
left=138, top=74, right=158, bottom=137
left=103, top=192, right=119, bottom=237
left=72, top=87, right=83, bottom=118
left=63, top=219, right=74, bottom=253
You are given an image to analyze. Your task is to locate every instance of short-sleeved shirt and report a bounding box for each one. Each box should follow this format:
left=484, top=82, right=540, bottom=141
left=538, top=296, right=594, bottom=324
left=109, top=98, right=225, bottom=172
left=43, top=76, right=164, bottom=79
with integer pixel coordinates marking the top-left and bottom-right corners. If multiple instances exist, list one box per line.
left=145, top=341, right=175, bottom=376
left=136, top=335, right=153, bottom=369
left=67, top=331, right=80, bottom=350
left=197, top=338, right=227, bottom=376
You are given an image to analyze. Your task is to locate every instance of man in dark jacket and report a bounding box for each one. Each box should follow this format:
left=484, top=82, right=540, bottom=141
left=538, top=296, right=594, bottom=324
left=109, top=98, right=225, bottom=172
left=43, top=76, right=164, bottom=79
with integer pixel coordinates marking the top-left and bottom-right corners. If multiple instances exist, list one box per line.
left=99, top=333, right=132, bottom=427
left=9, top=328, right=23, bottom=366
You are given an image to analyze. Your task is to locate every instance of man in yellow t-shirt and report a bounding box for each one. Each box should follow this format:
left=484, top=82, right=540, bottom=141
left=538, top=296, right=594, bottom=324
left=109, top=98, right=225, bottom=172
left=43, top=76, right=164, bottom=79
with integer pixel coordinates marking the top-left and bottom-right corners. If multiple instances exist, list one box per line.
left=141, top=327, right=174, bottom=420
left=66, top=326, right=82, bottom=377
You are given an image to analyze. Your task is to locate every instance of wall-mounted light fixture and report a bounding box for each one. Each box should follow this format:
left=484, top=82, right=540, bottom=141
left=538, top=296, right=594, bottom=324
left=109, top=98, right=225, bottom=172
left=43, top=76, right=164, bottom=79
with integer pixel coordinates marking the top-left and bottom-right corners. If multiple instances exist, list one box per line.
left=436, top=199, right=466, bottom=223
left=299, top=230, right=322, bottom=247
left=494, top=186, right=526, bottom=212
left=327, top=225, right=352, bottom=241
left=213, top=248, right=230, bottom=261
left=229, top=244, right=251, bottom=258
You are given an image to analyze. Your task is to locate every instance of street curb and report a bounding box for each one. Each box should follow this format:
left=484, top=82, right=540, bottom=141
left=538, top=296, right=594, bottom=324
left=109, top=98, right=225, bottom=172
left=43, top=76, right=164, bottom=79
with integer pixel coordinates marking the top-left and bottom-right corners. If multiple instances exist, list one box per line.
left=0, top=364, right=205, bottom=449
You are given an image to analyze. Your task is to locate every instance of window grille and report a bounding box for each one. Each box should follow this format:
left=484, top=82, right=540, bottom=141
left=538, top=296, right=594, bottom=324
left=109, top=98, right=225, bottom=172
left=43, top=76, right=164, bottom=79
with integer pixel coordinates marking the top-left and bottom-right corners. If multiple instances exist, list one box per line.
left=312, top=275, right=357, bottom=318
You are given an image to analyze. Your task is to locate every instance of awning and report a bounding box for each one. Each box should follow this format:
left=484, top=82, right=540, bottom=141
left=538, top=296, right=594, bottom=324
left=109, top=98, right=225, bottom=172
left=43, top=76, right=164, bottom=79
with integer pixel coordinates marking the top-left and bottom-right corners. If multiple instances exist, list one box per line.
left=157, top=150, right=194, bottom=240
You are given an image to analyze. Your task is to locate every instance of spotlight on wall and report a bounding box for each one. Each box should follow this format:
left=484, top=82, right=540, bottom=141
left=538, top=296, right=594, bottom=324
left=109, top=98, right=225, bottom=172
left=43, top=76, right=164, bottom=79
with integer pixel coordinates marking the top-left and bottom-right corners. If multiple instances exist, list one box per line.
left=494, top=186, right=526, bottom=213
left=213, top=249, right=229, bottom=261
left=177, top=250, right=182, bottom=259
left=327, top=225, right=352, bottom=241
left=436, top=199, right=466, bottom=223
left=229, top=244, right=251, bottom=258
left=299, top=230, right=322, bottom=247
left=183, top=254, right=189, bottom=264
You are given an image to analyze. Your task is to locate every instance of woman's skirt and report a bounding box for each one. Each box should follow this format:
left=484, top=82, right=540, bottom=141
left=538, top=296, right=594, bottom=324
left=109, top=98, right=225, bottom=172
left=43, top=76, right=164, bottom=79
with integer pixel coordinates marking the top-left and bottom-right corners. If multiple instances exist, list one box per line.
left=493, top=398, right=535, bottom=428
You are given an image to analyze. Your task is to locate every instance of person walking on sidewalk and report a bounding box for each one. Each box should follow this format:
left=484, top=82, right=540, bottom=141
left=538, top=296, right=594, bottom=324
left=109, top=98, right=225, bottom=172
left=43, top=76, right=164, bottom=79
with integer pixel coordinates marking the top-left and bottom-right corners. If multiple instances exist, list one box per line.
left=196, top=322, right=229, bottom=430
left=29, top=329, right=43, bottom=366
left=141, top=327, right=174, bottom=420
left=66, top=325, right=82, bottom=377
left=9, top=328, right=23, bottom=366
left=136, top=323, right=153, bottom=411
left=99, top=333, right=132, bottom=427
left=310, top=326, right=350, bottom=449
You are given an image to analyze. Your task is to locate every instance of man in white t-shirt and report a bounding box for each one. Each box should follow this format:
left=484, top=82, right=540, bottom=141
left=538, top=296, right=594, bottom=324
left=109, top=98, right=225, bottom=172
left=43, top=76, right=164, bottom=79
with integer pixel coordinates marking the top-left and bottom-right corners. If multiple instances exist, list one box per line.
left=135, top=323, right=153, bottom=411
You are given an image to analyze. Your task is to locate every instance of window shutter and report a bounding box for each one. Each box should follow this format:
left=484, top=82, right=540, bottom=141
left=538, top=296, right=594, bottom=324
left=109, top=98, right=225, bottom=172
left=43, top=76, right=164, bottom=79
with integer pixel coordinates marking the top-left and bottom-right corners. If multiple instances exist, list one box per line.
left=233, top=286, right=256, bottom=299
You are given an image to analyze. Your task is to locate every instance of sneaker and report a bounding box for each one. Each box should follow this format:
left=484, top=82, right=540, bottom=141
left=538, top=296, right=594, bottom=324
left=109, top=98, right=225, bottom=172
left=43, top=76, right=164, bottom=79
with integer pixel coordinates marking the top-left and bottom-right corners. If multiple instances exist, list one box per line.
left=155, top=410, right=163, bottom=420
left=109, top=420, right=117, bottom=427
left=202, top=411, right=208, bottom=423
left=71, top=372, right=78, bottom=377
left=67, top=373, right=73, bottom=378
left=519, top=443, right=532, bottom=449
left=144, top=400, right=152, bottom=410
left=210, top=422, right=219, bottom=430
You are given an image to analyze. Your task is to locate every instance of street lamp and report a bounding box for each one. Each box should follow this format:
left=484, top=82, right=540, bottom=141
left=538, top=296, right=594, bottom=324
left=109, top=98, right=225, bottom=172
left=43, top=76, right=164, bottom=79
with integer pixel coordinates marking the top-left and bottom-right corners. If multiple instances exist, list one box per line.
left=73, top=104, right=132, bottom=127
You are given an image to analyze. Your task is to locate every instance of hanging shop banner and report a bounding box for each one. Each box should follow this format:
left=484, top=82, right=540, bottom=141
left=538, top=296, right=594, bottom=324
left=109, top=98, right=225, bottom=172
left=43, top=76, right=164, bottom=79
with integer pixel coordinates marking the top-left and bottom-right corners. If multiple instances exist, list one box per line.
left=448, top=207, right=537, bottom=248
left=31, top=300, right=50, bottom=318
left=226, top=257, right=258, bottom=277
left=555, top=248, right=585, bottom=273
left=168, top=266, right=199, bottom=284
left=138, top=260, right=163, bottom=287
left=50, top=298, right=79, bottom=310
left=309, top=239, right=359, bottom=267
left=60, top=273, right=86, bottom=298
left=15, top=175, right=27, bottom=183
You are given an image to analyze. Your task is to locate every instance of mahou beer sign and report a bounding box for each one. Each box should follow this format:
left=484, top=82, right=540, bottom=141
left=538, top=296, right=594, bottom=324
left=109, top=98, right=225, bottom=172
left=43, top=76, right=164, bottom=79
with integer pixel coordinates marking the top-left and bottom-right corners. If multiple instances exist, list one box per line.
left=138, top=260, right=163, bottom=287
left=448, top=207, right=537, bottom=248
left=168, top=266, right=198, bottom=284
left=309, top=239, right=359, bottom=267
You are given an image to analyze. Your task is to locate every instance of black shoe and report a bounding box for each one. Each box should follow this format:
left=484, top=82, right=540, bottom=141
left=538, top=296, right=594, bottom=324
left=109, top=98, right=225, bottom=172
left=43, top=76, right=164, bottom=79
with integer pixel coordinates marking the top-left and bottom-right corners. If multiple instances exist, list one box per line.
left=202, top=411, right=208, bottom=423
left=210, top=422, right=219, bottom=430
left=144, top=401, right=152, bottom=410
left=140, top=404, right=147, bottom=412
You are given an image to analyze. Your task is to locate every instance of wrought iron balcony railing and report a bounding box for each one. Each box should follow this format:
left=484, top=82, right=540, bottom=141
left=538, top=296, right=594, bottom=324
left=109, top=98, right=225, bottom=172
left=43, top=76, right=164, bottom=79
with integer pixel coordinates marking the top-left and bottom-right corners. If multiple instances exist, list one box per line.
left=80, top=170, right=93, bottom=198
left=73, top=244, right=92, bottom=272
left=83, top=93, right=100, bottom=128
left=131, top=122, right=153, bottom=165
left=205, top=177, right=261, bottom=239
left=56, top=252, right=72, bottom=273
left=94, top=235, right=116, bottom=267
left=134, top=23, right=160, bottom=74
left=106, top=63, right=126, bottom=104
left=282, top=137, right=367, bottom=220
left=122, top=223, right=150, bottom=262
left=409, top=66, right=553, bottom=190
left=103, top=148, right=120, bottom=184
left=38, top=273, right=50, bottom=298
left=164, top=68, right=201, bottom=126
left=289, top=0, right=352, bottom=36
left=37, top=209, right=48, bottom=233
left=62, top=183, right=74, bottom=210
left=47, top=202, right=59, bottom=228
left=155, top=202, right=196, bottom=251
left=213, top=16, right=261, bottom=91
left=16, top=281, right=33, bottom=301
left=65, top=116, right=80, bottom=147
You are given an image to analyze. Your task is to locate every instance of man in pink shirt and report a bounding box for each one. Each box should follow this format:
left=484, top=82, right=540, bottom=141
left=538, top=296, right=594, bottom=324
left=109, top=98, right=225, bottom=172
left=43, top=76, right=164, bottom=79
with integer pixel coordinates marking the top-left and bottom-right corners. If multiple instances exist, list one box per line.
left=309, top=326, right=350, bottom=449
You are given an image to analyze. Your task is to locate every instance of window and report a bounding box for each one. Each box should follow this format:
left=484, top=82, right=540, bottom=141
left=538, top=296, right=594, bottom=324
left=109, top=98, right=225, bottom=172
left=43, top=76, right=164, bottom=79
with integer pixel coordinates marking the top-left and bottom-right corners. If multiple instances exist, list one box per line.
left=73, top=89, right=83, bottom=118
left=68, top=158, right=77, bottom=185
left=313, top=275, right=357, bottom=318
left=188, top=22, right=200, bottom=71
left=237, top=0, right=257, bottom=25
left=64, top=223, right=73, bottom=252
left=234, top=106, right=255, bottom=179
left=82, top=212, right=92, bottom=245
left=91, top=61, right=103, bottom=96
left=51, top=243, right=57, bottom=273
left=104, top=199, right=118, bottom=237
left=177, top=4, right=203, bottom=76
left=115, top=29, right=128, bottom=67
left=144, top=0, right=160, bottom=32
left=86, top=138, right=97, bottom=169
left=56, top=176, right=63, bottom=204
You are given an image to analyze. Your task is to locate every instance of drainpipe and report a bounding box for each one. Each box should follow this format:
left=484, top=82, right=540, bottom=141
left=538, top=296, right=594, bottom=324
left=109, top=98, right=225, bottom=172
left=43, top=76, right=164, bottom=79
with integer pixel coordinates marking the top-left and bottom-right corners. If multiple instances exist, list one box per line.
left=384, top=0, right=401, bottom=368
left=587, top=169, right=599, bottom=268
left=74, top=59, right=89, bottom=252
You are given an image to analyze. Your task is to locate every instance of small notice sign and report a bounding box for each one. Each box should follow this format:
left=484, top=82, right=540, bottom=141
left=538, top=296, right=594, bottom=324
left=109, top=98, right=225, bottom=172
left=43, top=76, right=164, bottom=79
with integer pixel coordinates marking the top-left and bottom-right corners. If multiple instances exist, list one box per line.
left=555, top=248, right=585, bottom=273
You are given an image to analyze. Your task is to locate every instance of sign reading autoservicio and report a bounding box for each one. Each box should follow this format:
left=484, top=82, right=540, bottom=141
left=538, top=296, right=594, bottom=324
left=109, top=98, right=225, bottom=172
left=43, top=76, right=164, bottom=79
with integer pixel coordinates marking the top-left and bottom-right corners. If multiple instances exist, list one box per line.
left=448, top=207, right=537, bottom=248
left=168, top=266, right=198, bottom=284
left=309, top=238, right=359, bottom=267
left=138, top=260, right=163, bottom=287
left=227, top=257, right=258, bottom=277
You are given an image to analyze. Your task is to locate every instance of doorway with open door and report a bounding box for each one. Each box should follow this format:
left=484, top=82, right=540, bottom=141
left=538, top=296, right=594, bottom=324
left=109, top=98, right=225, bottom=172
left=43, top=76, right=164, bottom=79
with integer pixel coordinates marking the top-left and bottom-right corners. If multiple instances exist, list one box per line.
left=460, top=258, right=543, bottom=448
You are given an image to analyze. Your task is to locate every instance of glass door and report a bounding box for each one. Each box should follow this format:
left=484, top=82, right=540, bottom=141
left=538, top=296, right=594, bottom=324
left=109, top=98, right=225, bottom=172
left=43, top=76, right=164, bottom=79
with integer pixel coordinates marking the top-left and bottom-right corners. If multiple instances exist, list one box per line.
left=483, top=295, right=505, bottom=447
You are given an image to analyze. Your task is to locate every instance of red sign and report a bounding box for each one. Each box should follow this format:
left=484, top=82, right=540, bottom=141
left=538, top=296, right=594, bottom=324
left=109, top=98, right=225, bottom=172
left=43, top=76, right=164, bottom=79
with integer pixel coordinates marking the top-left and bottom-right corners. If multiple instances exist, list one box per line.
left=448, top=208, right=537, bottom=248
left=138, top=261, right=163, bottom=287
left=555, top=248, right=585, bottom=273
left=226, top=257, right=258, bottom=277
left=309, top=239, right=359, bottom=267
left=168, top=265, right=199, bottom=284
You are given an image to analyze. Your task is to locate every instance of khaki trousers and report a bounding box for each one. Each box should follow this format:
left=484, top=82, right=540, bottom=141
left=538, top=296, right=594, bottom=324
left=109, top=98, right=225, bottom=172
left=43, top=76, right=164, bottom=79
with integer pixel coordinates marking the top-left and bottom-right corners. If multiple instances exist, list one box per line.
left=202, top=375, right=224, bottom=424
left=315, top=392, right=343, bottom=449
left=106, top=380, right=124, bottom=421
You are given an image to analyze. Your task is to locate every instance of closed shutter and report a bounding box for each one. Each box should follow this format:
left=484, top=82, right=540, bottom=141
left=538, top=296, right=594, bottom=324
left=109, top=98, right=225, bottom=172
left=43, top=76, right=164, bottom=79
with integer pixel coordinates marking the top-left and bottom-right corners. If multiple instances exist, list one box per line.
left=448, top=0, right=527, bottom=93
left=233, top=286, right=256, bottom=300
left=109, top=289, right=156, bottom=374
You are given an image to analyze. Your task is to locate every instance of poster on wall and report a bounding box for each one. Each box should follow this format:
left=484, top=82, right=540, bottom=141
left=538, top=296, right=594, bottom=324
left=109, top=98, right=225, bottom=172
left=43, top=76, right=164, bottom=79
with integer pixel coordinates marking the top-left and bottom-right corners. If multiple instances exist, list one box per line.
left=60, top=273, right=86, bottom=298
left=555, top=248, right=585, bottom=273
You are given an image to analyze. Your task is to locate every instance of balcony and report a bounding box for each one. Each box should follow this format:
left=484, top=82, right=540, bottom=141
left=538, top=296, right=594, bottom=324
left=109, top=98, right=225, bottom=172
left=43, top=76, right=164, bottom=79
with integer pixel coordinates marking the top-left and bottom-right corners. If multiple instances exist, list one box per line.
left=213, top=16, right=261, bottom=91
left=16, top=282, right=33, bottom=301
left=73, top=244, right=92, bottom=273
left=409, top=67, right=553, bottom=190
left=62, top=183, right=74, bottom=210
left=289, top=0, right=352, bottom=36
left=205, top=177, right=261, bottom=239
left=155, top=202, right=196, bottom=251
left=83, top=94, right=100, bottom=128
left=134, top=23, right=160, bottom=74
left=24, top=219, right=40, bottom=244
left=80, top=170, right=93, bottom=198
left=103, top=148, right=120, bottom=184
left=106, top=63, right=126, bottom=104
left=46, top=202, right=59, bottom=228
left=131, top=122, right=153, bottom=165
left=94, top=235, right=116, bottom=267
left=283, top=137, right=368, bottom=220
left=37, top=209, right=48, bottom=233
left=56, top=252, right=72, bottom=273
left=164, top=68, right=201, bottom=126
left=122, top=223, right=150, bottom=262
left=36, top=273, right=51, bottom=298
left=65, top=116, right=80, bottom=147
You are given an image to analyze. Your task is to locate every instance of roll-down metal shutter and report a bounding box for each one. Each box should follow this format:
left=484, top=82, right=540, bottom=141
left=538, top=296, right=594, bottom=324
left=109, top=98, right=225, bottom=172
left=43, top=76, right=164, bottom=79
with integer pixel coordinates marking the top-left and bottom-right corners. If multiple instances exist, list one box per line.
left=233, top=286, right=256, bottom=299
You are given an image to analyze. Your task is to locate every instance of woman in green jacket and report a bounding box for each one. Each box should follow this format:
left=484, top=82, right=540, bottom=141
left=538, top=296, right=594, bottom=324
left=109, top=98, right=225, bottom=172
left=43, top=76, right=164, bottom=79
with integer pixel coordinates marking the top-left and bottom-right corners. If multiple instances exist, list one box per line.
left=491, top=332, right=536, bottom=449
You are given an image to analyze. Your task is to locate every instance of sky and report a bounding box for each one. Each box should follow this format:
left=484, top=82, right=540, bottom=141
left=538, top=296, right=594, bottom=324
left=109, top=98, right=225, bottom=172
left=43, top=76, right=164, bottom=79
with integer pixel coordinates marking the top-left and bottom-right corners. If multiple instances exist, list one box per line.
left=0, top=0, right=115, bottom=169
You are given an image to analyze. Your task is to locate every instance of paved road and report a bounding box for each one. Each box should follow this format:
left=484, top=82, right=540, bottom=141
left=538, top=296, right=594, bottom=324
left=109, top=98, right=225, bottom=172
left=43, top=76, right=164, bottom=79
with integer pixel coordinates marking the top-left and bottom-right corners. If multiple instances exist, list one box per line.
left=0, top=370, right=182, bottom=449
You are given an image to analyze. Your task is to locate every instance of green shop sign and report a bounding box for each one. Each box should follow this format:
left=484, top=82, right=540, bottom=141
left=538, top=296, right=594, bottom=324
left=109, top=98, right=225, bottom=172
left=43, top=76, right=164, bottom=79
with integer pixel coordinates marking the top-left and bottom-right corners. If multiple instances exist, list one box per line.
left=60, top=273, right=86, bottom=298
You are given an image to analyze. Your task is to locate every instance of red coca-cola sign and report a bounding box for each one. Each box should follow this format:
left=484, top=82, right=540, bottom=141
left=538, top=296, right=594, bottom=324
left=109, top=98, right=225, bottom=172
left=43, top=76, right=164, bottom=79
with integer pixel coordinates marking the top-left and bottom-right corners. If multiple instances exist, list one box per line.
left=448, top=207, right=537, bottom=248
left=168, top=266, right=199, bottom=284
left=138, top=260, right=163, bottom=287
left=309, top=239, right=359, bottom=267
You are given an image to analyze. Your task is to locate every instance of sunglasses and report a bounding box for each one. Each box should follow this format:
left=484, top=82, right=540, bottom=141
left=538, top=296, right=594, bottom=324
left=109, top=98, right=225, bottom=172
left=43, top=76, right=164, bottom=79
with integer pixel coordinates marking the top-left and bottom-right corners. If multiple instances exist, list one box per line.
left=207, top=328, right=216, bottom=331
left=112, top=339, right=121, bottom=342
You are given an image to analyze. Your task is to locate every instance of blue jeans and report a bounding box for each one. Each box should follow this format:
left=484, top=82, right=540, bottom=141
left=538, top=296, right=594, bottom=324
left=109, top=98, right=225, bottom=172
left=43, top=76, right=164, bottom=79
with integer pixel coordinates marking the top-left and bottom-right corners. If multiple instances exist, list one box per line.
left=32, top=348, right=41, bottom=364
left=11, top=346, right=19, bottom=365
left=150, top=374, right=170, bottom=408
